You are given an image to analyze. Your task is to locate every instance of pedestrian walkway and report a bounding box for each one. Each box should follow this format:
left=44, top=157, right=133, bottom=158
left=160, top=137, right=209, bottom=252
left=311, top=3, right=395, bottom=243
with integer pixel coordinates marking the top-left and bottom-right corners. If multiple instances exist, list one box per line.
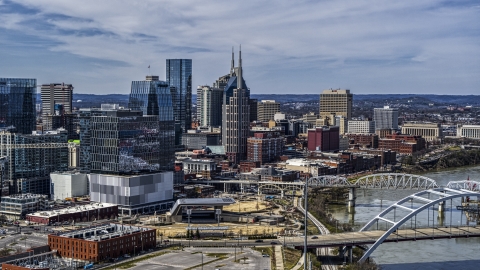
left=291, top=253, right=304, bottom=270
left=274, top=245, right=284, bottom=270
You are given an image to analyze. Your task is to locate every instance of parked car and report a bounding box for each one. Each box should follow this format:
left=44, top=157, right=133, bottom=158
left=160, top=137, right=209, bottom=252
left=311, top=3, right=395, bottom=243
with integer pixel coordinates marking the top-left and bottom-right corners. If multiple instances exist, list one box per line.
left=255, top=239, right=264, bottom=243
left=124, top=254, right=131, bottom=258
left=311, top=236, right=318, bottom=239
left=262, top=254, right=270, bottom=257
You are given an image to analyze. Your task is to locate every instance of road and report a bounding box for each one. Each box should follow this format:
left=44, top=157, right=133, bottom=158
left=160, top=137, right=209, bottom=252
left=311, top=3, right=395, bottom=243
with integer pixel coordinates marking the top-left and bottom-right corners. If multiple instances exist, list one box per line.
left=0, top=233, right=48, bottom=251
left=125, top=247, right=270, bottom=270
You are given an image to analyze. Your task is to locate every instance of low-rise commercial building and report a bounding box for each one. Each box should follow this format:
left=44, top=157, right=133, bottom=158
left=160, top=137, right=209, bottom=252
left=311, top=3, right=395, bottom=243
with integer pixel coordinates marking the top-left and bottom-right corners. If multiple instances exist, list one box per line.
left=27, top=202, right=118, bottom=224
left=346, top=133, right=379, bottom=148
left=379, top=134, right=425, bottom=154
left=0, top=194, right=48, bottom=220
left=182, top=158, right=218, bottom=179
left=48, top=223, right=156, bottom=262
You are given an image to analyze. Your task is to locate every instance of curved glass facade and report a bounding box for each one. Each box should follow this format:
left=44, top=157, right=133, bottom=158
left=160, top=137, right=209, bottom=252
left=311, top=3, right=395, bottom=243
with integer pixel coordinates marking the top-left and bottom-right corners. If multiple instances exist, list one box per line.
left=0, top=78, right=36, bottom=134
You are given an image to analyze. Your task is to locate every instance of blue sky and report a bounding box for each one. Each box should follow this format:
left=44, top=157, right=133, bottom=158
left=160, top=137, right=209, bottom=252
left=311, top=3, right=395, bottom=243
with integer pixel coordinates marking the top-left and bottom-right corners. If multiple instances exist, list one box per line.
left=0, top=0, right=479, bottom=94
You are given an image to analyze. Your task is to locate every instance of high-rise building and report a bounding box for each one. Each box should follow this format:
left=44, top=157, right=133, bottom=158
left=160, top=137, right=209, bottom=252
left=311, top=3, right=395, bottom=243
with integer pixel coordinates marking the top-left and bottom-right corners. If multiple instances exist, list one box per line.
left=41, top=83, right=73, bottom=116
left=129, top=76, right=175, bottom=170
left=78, top=107, right=103, bottom=172
left=196, top=85, right=223, bottom=127
left=166, top=59, right=192, bottom=145
left=90, top=108, right=163, bottom=174
left=348, top=120, right=376, bottom=134
left=0, top=129, right=68, bottom=195
left=307, top=126, right=340, bottom=152
left=222, top=48, right=250, bottom=163
left=247, top=132, right=284, bottom=164
left=0, top=78, right=36, bottom=134
left=257, top=100, right=280, bottom=122
left=249, top=98, right=258, bottom=122
left=374, top=106, right=399, bottom=130
left=319, top=89, right=353, bottom=123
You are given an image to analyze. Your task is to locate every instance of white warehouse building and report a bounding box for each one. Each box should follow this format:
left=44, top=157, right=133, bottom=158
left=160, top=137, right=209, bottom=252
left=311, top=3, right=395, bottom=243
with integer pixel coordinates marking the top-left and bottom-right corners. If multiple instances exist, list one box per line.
left=50, top=171, right=89, bottom=201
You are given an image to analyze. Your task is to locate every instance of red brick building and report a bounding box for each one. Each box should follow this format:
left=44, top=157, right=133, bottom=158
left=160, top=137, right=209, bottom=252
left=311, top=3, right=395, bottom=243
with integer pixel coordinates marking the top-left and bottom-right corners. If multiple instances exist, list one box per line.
left=379, top=134, right=425, bottom=154
left=307, top=126, right=340, bottom=152
left=346, top=133, right=379, bottom=148
left=239, top=161, right=261, bottom=172
left=48, top=223, right=156, bottom=263
left=247, top=132, right=284, bottom=164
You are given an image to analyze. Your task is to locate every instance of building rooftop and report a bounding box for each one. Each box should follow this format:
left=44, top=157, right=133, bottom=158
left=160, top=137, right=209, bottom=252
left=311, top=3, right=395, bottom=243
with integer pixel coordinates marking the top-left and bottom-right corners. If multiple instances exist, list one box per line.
left=27, top=202, right=116, bottom=218
left=56, top=223, right=151, bottom=241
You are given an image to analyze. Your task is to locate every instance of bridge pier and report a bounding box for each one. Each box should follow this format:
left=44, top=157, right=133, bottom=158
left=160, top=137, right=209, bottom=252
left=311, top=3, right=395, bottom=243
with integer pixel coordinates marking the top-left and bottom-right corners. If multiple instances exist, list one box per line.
left=281, top=190, right=284, bottom=199
left=348, top=187, right=357, bottom=212
left=438, top=201, right=445, bottom=219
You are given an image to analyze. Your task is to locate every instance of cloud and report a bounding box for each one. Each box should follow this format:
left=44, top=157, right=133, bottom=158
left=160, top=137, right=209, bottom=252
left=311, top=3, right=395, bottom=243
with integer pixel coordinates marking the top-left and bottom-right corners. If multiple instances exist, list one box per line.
left=0, top=0, right=479, bottom=94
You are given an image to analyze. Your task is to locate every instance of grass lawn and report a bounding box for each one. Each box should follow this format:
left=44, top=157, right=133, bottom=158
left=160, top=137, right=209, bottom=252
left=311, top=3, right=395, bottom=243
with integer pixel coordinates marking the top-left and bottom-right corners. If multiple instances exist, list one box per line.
left=283, top=247, right=302, bottom=269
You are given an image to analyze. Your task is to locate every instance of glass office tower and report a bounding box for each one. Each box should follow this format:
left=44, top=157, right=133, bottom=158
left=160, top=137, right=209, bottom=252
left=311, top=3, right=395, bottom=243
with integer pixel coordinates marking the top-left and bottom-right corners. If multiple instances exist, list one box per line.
left=0, top=78, right=36, bottom=134
left=166, top=59, right=192, bottom=145
left=129, top=76, right=175, bottom=171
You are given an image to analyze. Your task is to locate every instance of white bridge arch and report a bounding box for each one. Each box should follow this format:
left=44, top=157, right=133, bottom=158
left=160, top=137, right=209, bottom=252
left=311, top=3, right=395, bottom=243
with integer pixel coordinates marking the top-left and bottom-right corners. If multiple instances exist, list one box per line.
left=358, top=187, right=480, bottom=262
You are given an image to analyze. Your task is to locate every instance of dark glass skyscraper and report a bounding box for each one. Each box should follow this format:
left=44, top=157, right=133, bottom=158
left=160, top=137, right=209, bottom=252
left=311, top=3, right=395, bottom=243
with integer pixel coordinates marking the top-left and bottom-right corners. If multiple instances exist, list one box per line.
left=0, top=78, right=36, bottom=134
left=166, top=59, right=192, bottom=145
left=129, top=76, right=175, bottom=171
left=91, top=109, right=163, bottom=174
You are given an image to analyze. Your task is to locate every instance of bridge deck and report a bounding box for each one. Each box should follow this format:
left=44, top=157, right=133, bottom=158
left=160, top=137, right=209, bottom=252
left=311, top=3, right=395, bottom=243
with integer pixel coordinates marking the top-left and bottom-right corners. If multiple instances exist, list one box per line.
left=298, top=226, right=480, bottom=248
left=175, top=226, right=480, bottom=248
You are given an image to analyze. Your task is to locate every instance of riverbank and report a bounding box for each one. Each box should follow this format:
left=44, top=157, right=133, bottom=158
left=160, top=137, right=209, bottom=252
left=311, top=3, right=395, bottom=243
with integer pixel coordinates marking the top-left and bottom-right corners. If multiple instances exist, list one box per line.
left=399, top=149, right=480, bottom=174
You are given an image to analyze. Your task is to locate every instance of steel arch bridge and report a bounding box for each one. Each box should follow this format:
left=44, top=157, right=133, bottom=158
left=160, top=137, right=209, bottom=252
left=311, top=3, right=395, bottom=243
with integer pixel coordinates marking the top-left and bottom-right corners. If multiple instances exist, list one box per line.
left=353, top=173, right=438, bottom=189
left=447, top=180, right=480, bottom=192
left=357, top=187, right=480, bottom=262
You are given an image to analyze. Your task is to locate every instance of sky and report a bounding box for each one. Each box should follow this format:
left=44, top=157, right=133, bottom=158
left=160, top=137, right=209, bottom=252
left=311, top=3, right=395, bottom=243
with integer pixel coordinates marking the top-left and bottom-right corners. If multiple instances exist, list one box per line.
left=0, top=0, right=479, bottom=95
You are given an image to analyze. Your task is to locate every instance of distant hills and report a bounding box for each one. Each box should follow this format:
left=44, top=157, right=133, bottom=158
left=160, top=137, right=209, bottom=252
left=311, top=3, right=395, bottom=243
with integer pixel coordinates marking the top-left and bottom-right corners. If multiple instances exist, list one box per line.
left=36, top=94, right=480, bottom=108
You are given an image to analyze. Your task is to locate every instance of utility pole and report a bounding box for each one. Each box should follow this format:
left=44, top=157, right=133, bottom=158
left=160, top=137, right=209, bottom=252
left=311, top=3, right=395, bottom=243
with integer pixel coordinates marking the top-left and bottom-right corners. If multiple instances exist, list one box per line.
left=304, top=180, right=308, bottom=269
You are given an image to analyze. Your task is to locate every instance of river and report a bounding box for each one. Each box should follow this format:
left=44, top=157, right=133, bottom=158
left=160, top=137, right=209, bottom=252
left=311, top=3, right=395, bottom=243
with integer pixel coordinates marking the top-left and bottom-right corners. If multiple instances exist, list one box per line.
left=327, top=165, right=480, bottom=270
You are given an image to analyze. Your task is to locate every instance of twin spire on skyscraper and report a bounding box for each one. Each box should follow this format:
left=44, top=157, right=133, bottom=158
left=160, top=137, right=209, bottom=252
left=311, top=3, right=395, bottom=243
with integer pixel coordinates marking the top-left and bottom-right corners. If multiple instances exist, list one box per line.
left=230, top=46, right=243, bottom=90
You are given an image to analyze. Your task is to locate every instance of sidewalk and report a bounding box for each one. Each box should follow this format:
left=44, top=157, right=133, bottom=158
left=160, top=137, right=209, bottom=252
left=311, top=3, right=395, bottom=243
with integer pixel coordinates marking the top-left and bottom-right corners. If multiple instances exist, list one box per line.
left=291, top=253, right=304, bottom=270
left=274, top=245, right=284, bottom=270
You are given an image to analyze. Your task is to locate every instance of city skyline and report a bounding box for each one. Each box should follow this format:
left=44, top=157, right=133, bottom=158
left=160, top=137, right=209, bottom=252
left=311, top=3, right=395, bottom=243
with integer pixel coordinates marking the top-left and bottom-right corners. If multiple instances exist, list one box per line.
left=0, top=1, right=479, bottom=95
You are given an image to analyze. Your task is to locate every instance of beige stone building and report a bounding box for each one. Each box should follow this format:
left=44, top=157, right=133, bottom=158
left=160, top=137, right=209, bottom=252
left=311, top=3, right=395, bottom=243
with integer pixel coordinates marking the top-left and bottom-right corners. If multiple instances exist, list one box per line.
left=319, top=89, right=353, bottom=121
left=401, top=122, right=443, bottom=142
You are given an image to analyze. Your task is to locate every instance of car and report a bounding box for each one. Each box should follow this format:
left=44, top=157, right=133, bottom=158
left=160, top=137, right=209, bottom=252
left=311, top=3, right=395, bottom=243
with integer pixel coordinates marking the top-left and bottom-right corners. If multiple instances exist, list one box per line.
left=311, top=236, right=318, bottom=239
left=124, top=254, right=131, bottom=258
left=34, top=228, right=40, bottom=231
left=270, top=241, right=278, bottom=245
left=255, top=239, right=264, bottom=243
left=262, top=254, right=270, bottom=257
